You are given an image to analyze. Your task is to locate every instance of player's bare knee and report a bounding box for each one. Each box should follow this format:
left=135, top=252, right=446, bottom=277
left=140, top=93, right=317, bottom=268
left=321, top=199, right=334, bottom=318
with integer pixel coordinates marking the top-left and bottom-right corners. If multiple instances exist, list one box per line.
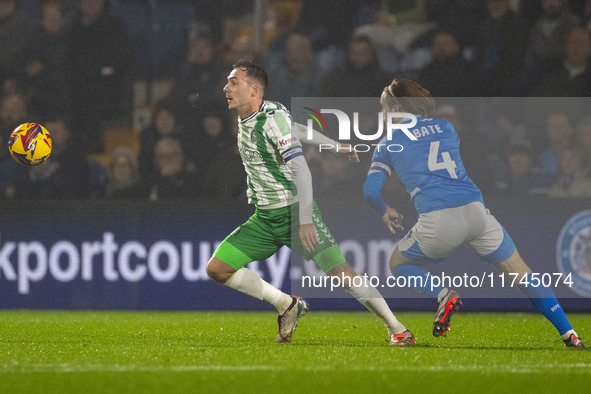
left=206, top=257, right=232, bottom=284
left=205, top=259, right=221, bottom=282
left=389, top=248, right=409, bottom=273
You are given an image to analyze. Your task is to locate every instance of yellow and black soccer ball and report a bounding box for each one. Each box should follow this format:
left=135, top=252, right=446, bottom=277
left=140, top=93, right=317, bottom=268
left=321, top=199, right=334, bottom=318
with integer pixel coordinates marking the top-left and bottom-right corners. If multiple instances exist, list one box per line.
left=8, top=123, right=52, bottom=166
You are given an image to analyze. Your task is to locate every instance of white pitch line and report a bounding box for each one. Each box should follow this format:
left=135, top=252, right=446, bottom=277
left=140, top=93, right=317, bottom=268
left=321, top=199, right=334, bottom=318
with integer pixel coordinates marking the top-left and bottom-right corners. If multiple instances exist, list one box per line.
left=1, top=363, right=591, bottom=374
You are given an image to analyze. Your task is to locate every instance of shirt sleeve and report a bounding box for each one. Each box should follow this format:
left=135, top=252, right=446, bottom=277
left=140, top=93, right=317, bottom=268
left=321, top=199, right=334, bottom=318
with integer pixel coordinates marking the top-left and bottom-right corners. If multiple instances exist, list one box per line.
left=268, top=109, right=312, bottom=223
left=290, top=154, right=314, bottom=224
left=363, top=172, right=388, bottom=215
left=363, top=147, right=394, bottom=215
left=268, top=110, right=304, bottom=163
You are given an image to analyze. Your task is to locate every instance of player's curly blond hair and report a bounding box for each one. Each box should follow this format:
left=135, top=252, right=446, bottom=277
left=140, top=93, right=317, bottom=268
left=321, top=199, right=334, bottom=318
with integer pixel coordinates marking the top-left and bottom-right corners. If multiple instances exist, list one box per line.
left=381, top=79, right=435, bottom=117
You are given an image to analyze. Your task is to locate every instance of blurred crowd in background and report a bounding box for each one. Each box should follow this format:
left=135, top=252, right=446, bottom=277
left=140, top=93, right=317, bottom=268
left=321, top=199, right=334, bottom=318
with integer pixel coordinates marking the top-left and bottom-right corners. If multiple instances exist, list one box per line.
left=1, top=0, right=591, bottom=203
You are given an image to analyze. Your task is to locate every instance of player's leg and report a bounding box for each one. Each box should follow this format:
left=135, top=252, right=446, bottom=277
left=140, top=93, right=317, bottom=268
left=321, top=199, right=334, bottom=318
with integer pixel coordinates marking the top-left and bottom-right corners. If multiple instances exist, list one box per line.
left=467, top=202, right=584, bottom=348
left=390, top=248, right=445, bottom=297
left=390, top=246, right=462, bottom=337
left=390, top=208, right=468, bottom=336
left=206, top=255, right=292, bottom=313
left=207, top=214, right=307, bottom=343
left=324, top=260, right=414, bottom=345
left=492, top=249, right=584, bottom=348
left=293, top=203, right=413, bottom=345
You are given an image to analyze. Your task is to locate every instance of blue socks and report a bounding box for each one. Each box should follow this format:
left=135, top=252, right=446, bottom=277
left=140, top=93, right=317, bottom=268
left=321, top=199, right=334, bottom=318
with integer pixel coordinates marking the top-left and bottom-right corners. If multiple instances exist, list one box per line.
left=394, top=265, right=443, bottom=298
left=395, top=268, right=573, bottom=336
left=518, top=273, right=573, bottom=335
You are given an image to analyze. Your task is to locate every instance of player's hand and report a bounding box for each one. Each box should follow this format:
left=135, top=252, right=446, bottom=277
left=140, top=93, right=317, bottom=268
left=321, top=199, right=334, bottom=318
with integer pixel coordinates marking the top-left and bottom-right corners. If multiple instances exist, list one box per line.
left=300, top=223, right=320, bottom=252
left=335, top=143, right=360, bottom=163
left=382, top=206, right=404, bottom=234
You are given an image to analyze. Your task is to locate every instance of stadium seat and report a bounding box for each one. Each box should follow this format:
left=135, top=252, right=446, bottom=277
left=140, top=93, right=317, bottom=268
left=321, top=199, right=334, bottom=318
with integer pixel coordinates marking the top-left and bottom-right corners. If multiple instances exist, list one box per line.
left=89, top=128, right=140, bottom=168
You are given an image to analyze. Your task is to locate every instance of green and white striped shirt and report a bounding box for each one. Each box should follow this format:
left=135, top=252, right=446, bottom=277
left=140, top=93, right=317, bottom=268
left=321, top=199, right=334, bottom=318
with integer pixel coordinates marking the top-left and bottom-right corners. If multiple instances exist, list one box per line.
left=237, top=101, right=304, bottom=208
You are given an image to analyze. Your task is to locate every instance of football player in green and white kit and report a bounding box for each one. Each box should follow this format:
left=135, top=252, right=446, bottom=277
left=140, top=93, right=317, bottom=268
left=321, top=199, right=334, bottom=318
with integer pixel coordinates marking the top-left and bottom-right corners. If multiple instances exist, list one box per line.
left=206, top=59, right=414, bottom=346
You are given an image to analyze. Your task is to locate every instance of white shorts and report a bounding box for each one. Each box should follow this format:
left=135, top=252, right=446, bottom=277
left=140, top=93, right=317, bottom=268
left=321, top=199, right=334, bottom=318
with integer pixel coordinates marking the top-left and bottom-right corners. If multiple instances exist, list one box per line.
left=398, top=201, right=516, bottom=264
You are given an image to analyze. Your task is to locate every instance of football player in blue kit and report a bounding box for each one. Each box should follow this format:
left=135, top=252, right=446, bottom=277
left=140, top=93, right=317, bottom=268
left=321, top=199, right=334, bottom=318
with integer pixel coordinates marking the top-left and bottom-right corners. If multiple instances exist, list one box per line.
left=363, top=79, right=584, bottom=349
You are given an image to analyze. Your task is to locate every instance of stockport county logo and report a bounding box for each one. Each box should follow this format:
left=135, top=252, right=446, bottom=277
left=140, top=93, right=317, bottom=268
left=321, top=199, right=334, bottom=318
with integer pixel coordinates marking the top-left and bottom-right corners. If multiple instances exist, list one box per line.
left=557, top=210, right=591, bottom=297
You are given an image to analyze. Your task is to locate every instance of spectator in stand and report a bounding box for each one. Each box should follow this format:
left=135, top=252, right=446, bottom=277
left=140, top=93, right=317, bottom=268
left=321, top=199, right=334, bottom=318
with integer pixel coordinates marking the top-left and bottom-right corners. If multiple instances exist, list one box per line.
left=495, top=139, right=553, bottom=197
left=168, top=34, right=226, bottom=127
left=188, top=102, right=232, bottom=174
left=223, top=34, right=257, bottom=69
left=476, top=0, right=530, bottom=96
left=537, top=111, right=574, bottom=175
left=424, top=0, right=487, bottom=51
left=478, top=99, right=531, bottom=153
left=0, top=94, right=22, bottom=196
left=352, top=9, right=404, bottom=74
left=531, top=27, right=591, bottom=96
left=45, top=115, right=105, bottom=198
left=202, top=121, right=245, bottom=201
left=525, top=0, right=580, bottom=66
left=507, top=2, right=582, bottom=95
left=517, top=0, right=585, bottom=27
left=105, top=146, right=147, bottom=199
left=0, top=0, right=32, bottom=86
left=316, top=35, right=390, bottom=97
left=138, top=100, right=192, bottom=182
left=0, top=134, right=17, bottom=198
left=417, top=31, right=481, bottom=96
left=296, top=0, right=364, bottom=52
left=476, top=100, right=532, bottom=189
left=0, top=92, right=28, bottom=197
left=64, top=0, right=134, bottom=154
left=149, top=136, right=201, bottom=201
left=267, top=34, right=321, bottom=108
left=575, top=115, right=591, bottom=172
left=8, top=158, right=70, bottom=200
left=0, top=92, right=28, bottom=137
left=192, top=0, right=233, bottom=44
left=584, top=0, right=591, bottom=29
left=548, top=144, right=591, bottom=197
left=22, top=0, right=69, bottom=117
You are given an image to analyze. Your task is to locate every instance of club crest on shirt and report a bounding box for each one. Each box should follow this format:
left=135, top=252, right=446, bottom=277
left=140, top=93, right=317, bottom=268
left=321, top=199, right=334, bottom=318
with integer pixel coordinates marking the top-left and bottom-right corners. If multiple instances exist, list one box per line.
left=557, top=210, right=591, bottom=297
left=251, top=130, right=260, bottom=142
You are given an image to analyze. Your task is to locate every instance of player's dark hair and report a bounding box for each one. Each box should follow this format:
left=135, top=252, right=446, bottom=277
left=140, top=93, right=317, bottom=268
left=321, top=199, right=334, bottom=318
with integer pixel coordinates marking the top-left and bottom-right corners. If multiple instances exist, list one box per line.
left=381, top=79, right=435, bottom=117
left=233, top=58, right=268, bottom=89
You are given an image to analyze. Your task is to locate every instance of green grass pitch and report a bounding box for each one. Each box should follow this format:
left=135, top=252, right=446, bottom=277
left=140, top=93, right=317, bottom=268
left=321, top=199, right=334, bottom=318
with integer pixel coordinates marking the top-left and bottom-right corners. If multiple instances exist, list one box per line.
left=0, top=310, right=589, bottom=393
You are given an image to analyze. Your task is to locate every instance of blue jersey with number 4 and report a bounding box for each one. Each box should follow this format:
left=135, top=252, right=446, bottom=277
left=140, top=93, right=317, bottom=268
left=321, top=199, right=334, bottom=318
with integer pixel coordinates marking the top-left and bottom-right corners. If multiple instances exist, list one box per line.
left=369, top=116, right=483, bottom=214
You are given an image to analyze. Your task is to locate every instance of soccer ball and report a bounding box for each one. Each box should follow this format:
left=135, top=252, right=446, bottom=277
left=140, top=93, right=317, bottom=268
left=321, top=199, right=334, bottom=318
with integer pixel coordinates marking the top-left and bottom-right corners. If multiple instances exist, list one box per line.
left=8, top=123, right=52, bottom=166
